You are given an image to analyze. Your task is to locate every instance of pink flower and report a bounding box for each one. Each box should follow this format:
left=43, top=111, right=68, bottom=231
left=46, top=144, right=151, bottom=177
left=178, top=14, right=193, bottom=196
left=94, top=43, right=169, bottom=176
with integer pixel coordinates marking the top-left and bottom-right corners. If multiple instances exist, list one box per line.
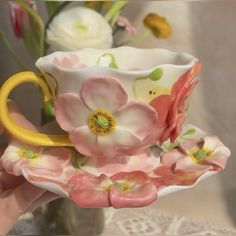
left=68, top=171, right=158, bottom=208
left=55, top=77, right=158, bottom=158
left=1, top=142, right=71, bottom=178
left=149, top=62, right=201, bottom=144
left=0, top=101, right=71, bottom=178
left=80, top=149, right=159, bottom=177
left=151, top=166, right=202, bottom=187
left=53, top=54, right=86, bottom=69
left=161, top=135, right=230, bottom=174
left=9, top=0, right=37, bottom=38
left=116, top=16, right=137, bottom=37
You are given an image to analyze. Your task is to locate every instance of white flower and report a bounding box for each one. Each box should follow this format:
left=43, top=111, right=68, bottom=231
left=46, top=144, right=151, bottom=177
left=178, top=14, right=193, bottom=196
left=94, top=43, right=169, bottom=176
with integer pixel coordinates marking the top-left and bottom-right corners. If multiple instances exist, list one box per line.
left=46, top=7, right=113, bottom=51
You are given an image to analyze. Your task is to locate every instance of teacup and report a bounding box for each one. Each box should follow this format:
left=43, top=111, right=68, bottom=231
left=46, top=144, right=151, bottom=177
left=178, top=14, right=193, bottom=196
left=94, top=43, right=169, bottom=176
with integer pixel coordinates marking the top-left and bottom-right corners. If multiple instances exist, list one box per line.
left=0, top=47, right=201, bottom=158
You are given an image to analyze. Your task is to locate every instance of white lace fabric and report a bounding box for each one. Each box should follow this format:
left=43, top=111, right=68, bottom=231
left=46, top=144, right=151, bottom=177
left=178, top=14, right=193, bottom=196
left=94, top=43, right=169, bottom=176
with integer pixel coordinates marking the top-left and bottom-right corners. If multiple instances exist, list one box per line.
left=9, top=207, right=236, bottom=236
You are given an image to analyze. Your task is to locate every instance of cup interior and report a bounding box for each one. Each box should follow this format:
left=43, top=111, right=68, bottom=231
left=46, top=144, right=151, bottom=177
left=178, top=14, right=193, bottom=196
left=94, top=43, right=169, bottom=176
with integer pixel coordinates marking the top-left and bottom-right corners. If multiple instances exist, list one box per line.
left=36, top=47, right=196, bottom=72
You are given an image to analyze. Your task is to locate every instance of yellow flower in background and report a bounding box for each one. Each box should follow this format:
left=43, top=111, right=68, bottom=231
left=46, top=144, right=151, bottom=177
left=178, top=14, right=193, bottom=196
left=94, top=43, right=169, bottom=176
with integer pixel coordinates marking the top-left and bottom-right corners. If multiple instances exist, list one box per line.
left=84, top=1, right=111, bottom=10
left=143, top=13, right=172, bottom=38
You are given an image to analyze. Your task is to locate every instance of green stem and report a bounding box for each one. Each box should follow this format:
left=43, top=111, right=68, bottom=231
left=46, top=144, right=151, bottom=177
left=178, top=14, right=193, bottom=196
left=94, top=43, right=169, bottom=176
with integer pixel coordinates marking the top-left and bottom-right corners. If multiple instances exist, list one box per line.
left=105, top=1, right=127, bottom=23
left=132, top=77, right=147, bottom=98
left=117, top=29, right=152, bottom=47
left=0, top=24, right=27, bottom=70
left=45, top=1, right=61, bottom=17
left=15, top=0, right=45, bottom=57
left=96, top=53, right=118, bottom=69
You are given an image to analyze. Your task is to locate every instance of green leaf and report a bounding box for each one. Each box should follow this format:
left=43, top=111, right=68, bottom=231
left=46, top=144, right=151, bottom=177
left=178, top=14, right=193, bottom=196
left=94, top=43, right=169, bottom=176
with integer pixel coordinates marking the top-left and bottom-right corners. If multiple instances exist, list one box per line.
left=163, top=141, right=180, bottom=151
left=45, top=1, right=61, bottom=17
left=0, top=24, right=27, bottom=69
left=104, top=1, right=127, bottom=23
left=22, top=19, right=37, bottom=59
left=43, top=99, right=55, bottom=116
left=149, top=68, right=163, bottom=81
left=181, top=128, right=196, bottom=137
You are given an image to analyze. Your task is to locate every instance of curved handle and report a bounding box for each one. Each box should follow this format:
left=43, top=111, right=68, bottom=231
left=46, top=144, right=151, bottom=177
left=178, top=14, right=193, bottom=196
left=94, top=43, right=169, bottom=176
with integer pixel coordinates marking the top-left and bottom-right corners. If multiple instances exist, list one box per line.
left=0, top=71, right=72, bottom=147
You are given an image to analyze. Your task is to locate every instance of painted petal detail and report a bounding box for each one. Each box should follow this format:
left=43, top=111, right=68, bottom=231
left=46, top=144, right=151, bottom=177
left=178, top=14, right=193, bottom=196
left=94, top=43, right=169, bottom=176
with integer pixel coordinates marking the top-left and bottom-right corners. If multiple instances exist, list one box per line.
left=81, top=77, right=128, bottom=112
left=70, top=126, right=100, bottom=157
left=55, top=93, right=91, bottom=132
left=69, top=174, right=110, bottom=207
left=97, top=127, right=141, bottom=157
left=161, top=149, right=183, bottom=168
left=115, top=101, right=158, bottom=140
left=175, top=157, right=211, bottom=172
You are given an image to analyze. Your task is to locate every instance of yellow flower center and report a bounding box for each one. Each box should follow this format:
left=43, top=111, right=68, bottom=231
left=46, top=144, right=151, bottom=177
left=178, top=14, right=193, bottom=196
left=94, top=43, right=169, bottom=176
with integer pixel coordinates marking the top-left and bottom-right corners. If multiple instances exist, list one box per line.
left=74, top=21, right=88, bottom=31
left=18, top=148, right=39, bottom=159
left=87, top=109, right=116, bottom=136
left=114, top=181, right=134, bottom=191
left=189, top=148, right=212, bottom=162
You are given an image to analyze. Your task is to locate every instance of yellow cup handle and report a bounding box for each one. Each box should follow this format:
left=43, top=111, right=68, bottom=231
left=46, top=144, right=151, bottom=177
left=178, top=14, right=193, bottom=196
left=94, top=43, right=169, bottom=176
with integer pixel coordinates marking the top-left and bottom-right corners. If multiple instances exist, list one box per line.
left=0, top=71, right=72, bottom=147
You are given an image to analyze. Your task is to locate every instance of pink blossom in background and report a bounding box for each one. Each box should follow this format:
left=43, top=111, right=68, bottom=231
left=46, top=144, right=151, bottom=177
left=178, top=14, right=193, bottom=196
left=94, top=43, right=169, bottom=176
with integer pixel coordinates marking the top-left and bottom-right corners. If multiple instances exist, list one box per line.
left=116, top=16, right=137, bottom=37
left=9, top=0, right=37, bottom=38
left=55, top=77, right=158, bottom=158
left=150, top=62, right=202, bottom=144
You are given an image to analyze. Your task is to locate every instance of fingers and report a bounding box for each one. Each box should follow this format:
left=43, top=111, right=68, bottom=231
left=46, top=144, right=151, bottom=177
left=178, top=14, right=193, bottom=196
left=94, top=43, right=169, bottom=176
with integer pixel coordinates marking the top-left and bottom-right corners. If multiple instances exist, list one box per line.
left=0, top=143, right=7, bottom=158
left=0, top=172, right=25, bottom=193
left=27, top=191, right=61, bottom=212
left=0, top=182, right=46, bottom=234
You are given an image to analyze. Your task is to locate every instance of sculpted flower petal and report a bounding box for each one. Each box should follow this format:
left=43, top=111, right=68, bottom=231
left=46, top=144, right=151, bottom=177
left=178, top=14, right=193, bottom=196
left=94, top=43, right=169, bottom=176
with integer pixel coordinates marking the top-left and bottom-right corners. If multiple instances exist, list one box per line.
left=115, top=101, right=158, bottom=140
left=110, top=183, right=157, bottom=208
left=149, top=95, right=172, bottom=128
left=203, top=146, right=230, bottom=170
left=175, top=157, right=211, bottom=172
left=1, top=142, right=38, bottom=176
left=203, top=135, right=224, bottom=151
left=161, top=149, right=183, bottom=167
left=69, top=126, right=100, bottom=157
left=80, top=150, right=159, bottom=177
left=25, top=148, right=71, bottom=177
left=97, top=127, right=141, bottom=157
left=55, top=93, right=91, bottom=132
left=68, top=173, right=110, bottom=207
left=81, top=77, right=128, bottom=112
left=110, top=172, right=157, bottom=208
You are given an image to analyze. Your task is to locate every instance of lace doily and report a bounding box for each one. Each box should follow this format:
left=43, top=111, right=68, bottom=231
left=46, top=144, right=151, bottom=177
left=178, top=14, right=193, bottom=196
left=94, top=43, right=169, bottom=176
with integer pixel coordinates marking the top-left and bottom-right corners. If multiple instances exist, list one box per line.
left=9, top=205, right=236, bottom=236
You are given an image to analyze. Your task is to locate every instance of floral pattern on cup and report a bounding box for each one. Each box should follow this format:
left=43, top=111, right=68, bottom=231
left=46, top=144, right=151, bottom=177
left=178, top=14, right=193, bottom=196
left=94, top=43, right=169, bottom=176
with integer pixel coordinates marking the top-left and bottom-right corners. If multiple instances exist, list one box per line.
left=53, top=54, right=86, bottom=69
left=149, top=62, right=202, bottom=144
left=54, top=77, right=158, bottom=158
left=0, top=102, right=230, bottom=207
left=151, top=135, right=230, bottom=187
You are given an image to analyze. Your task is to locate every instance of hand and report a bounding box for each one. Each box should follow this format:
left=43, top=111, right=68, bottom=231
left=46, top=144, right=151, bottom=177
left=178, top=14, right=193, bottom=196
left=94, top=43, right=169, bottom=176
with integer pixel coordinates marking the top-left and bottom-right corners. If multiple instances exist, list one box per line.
left=0, top=144, right=60, bottom=234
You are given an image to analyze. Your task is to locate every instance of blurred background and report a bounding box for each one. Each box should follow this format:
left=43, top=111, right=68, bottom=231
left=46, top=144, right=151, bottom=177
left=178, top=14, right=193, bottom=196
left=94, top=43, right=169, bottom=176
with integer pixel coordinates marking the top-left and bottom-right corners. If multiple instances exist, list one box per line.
left=0, top=1, right=236, bottom=235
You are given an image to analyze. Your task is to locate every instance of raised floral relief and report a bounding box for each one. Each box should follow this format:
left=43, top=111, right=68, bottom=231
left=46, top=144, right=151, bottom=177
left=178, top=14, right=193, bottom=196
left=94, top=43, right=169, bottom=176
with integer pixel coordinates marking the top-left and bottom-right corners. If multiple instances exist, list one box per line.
left=54, top=77, right=158, bottom=158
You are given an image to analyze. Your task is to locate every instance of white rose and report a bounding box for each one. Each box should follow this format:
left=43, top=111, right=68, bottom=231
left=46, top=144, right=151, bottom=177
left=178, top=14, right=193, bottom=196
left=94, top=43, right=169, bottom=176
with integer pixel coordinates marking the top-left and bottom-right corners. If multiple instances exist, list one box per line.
left=46, top=7, right=113, bottom=51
